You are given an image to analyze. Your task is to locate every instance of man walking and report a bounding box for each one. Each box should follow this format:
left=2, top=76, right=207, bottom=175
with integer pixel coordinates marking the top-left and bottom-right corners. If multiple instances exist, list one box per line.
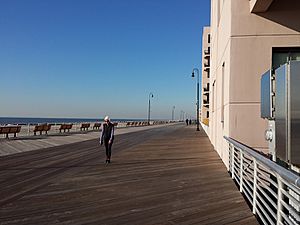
left=185, top=118, right=189, bottom=126
left=100, top=116, right=114, bottom=164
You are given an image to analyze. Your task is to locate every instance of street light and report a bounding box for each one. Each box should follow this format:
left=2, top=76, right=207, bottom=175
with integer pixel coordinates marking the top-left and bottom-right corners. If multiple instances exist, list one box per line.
left=172, top=106, right=175, bottom=121
left=148, top=92, right=154, bottom=125
left=180, top=110, right=185, bottom=121
left=191, top=68, right=200, bottom=131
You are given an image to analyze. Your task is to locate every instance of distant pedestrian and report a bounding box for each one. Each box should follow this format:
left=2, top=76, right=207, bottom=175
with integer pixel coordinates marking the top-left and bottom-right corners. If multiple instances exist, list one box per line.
left=100, top=116, right=114, bottom=164
left=189, top=119, right=192, bottom=125
left=185, top=119, right=189, bottom=126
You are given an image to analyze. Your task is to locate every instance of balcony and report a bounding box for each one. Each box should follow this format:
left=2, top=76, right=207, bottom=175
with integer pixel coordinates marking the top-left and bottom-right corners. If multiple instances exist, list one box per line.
left=204, top=62, right=210, bottom=67
left=250, top=0, right=273, bottom=13
left=204, top=67, right=210, bottom=72
left=203, top=99, right=209, bottom=105
left=204, top=48, right=210, bottom=55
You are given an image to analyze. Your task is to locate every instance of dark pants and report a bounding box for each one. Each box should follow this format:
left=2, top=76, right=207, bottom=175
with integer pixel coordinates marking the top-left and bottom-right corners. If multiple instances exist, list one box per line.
left=104, top=139, right=113, bottom=159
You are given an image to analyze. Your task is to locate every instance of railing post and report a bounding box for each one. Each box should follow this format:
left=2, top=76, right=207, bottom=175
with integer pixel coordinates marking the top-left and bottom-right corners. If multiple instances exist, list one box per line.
left=252, top=159, right=258, bottom=214
left=240, top=151, right=244, bottom=193
left=276, top=177, right=283, bottom=225
left=231, top=145, right=235, bottom=179
left=228, top=143, right=232, bottom=172
left=27, top=124, right=30, bottom=136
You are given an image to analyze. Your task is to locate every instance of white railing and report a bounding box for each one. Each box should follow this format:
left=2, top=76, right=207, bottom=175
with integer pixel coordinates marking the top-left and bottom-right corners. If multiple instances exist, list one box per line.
left=0, top=121, right=173, bottom=139
left=224, top=136, right=300, bottom=225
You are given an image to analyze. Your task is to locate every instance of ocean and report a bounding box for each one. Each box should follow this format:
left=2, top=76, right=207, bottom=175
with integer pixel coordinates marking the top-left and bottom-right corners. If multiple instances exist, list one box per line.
left=0, top=117, right=144, bottom=125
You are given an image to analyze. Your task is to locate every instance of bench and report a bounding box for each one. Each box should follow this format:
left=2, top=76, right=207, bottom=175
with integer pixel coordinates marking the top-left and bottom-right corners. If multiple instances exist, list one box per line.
left=59, top=124, right=73, bottom=133
left=0, top=125, right=21, bottom=138
left=33, top=124, right=51, bottom=135
left=80, top=123, right=90, bottom=131
left=93, top=122, right=101, bottom=130
left=127, top=121, right=143, bottom=127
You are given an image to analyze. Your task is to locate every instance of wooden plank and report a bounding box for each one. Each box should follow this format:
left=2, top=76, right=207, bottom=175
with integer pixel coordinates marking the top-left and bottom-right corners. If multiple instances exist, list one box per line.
left=0, top=125, right=258, bottom=225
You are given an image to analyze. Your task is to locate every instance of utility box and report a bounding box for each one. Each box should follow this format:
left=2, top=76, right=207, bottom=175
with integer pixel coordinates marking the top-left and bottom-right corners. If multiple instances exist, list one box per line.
left=261, top=70, right=273, bottom=119
left=261, top=70, right=276, bottom=159
left=261, top=61, right=300, bottom=165
left=275, top=61, right=300, bottom=165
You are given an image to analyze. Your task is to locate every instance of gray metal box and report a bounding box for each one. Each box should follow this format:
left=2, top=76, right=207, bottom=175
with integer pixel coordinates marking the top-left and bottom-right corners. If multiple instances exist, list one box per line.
left=261, top=70, right=273, bottom=119
left=275, top=64, right=288, bottom=162
left=289, top=61, right=300, bottom=165
left=275, top=61, right=300, bottom=165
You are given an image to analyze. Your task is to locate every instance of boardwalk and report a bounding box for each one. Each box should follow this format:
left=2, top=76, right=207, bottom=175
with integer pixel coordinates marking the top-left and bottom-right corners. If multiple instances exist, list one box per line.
left=0, top=123, right=174, bottom=156
left=0, top=124, right=258, bottom=225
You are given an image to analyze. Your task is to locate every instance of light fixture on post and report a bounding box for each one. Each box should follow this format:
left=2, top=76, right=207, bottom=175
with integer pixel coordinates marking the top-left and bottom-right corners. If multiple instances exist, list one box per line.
left=192, top=68, right=200, bottom=131
left=148, top=92, right=154, bottom=125
left=172, top=106, right=176, bottom=121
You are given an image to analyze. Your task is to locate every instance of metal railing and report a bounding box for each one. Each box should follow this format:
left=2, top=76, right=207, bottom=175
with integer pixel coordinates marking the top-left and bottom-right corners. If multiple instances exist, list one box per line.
left=224, top=136, right=300, bottom=225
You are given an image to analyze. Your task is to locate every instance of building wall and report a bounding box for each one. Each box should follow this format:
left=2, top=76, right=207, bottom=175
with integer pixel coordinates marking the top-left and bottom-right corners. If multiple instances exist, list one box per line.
left=208, top=0, right=232, bottom=167
left=206, top=0, right=300, bottom=169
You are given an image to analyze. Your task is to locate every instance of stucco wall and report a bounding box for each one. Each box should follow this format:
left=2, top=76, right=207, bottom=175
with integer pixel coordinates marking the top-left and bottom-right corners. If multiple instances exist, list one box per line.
left=206, top=0, right=300, bottom=168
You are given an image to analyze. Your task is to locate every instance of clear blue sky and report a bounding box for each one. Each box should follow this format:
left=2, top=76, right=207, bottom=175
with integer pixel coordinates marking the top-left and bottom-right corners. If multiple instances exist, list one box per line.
left=0, top=0, right=210, bottom=120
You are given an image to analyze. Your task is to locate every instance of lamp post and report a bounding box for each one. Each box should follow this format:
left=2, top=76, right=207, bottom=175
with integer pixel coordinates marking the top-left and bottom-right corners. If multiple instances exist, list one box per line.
left=148, top=92, right=154, bottom=125
left=172, top=106, right=175, bottom=121
left=180, top=110, right=185, bottom=121
left=192, top=68, right=200, bottom=131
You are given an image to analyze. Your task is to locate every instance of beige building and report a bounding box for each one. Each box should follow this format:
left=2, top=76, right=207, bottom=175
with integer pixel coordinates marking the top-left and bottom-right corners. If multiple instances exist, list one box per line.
left=201, top=27, right=211, bottom=127
left=201, top=0, right=300, bottom=168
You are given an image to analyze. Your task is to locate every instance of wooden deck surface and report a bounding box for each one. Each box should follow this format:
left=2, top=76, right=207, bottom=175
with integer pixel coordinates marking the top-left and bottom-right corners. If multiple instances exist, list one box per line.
left=0, top=124, right=258, bottom=225
left=0, top=124, right=173, bottom=157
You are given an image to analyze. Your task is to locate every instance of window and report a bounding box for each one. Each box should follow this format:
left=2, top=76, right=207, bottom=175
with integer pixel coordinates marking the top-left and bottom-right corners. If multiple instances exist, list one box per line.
left=208, top=34, right=211, bottom=44
left=212, top=80, right=216, bottom=113
left=272, top=47, right=300, bottom=70
left=221, top=62, right=225, bottom=124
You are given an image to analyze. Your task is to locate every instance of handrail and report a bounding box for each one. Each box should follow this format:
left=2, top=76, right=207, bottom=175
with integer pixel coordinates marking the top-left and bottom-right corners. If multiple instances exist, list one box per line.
left=224, top=136, right=300, bottom=225
left=224, top=136, right=300, bottom=188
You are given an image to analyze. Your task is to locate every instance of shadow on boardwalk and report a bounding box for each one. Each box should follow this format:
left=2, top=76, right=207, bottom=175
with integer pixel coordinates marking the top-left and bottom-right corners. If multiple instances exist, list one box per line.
left=0, top=124, right=258, bottom=225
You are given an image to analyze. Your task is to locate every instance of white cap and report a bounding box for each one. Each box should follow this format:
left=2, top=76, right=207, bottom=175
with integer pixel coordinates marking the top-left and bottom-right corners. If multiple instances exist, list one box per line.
left=104, top=116, right=110, bottom=122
